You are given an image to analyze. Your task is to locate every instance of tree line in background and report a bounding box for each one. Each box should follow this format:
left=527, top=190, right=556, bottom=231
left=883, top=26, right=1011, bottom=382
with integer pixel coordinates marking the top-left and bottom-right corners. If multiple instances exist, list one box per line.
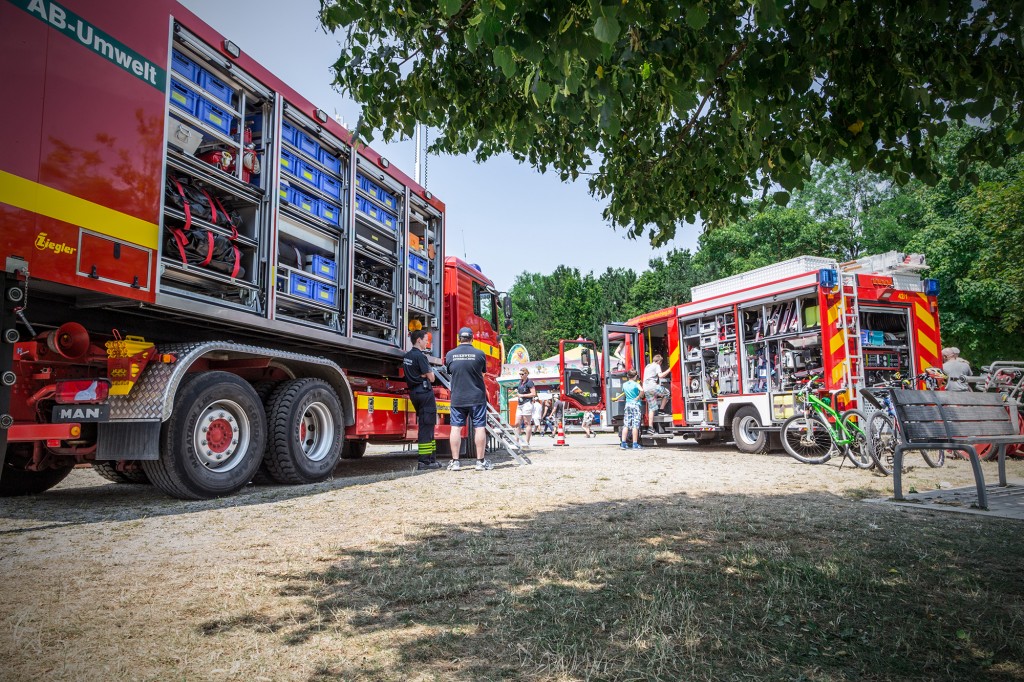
left=506, top=125, right=1024, bottom=367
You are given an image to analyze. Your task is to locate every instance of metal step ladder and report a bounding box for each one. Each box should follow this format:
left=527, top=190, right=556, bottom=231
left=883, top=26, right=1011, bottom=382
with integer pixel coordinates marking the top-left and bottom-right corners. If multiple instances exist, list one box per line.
left=434, top=367, right=531, bottom=465
left=838, top=273, right=865, bottom=394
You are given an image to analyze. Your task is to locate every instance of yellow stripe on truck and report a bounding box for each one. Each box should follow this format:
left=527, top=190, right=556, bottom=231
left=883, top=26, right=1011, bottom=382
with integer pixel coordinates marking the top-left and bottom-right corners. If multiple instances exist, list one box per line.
left=355, top=395, right=412, bottom=411
left=472, top=340, right=500, bottom=359
left=354, top=395, right=451, bottom=415
left=0, top=170, right=159, bottom=249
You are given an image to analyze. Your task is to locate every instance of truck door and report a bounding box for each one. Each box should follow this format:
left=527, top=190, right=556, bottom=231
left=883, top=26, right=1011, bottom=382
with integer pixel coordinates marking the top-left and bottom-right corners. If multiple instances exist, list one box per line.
left=602, top=324, right=638, bottom=427
left=559, top=339, right=604, bottom=411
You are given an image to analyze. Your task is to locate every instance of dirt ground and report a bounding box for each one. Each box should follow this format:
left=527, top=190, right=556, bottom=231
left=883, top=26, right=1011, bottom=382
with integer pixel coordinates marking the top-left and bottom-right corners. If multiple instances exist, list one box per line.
left=2, top=433, right=1022, bottom=681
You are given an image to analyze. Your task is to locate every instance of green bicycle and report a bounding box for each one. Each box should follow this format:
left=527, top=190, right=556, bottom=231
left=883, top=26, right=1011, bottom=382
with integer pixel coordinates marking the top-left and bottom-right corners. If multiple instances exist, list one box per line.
left=780, top=376, right=873, bottom=468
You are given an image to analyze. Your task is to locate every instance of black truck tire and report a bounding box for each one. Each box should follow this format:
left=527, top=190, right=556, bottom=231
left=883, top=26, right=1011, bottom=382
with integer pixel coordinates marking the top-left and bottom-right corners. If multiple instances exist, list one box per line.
left=143, top=371, right=266, bottom=500
left=731, top=406, right=768, bottom=454
left=249, top=380, right=282, bottom=485
left=0, top=458, right=74, bottom=496
left=92, top=461, right=151, bottom=484
left=263, top=379, right=344, bottom=484
left=341, top=439, right=368, bottom=459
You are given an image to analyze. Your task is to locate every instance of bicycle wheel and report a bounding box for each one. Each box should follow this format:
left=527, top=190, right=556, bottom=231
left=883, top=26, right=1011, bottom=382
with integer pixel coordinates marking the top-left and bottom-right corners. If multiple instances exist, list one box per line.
left=781, top=414, right=836, bottom=464
left=920, top=447, right=946, bottom=468
left=839, top=409, right=873, bottom=469
left=867, top=412, right=896, bottom=476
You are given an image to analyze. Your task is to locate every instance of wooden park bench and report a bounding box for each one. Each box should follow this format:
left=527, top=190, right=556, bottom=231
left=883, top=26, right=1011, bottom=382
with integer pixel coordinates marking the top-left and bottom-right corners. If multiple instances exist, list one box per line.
left=889, top=390, right=1024, bottom=510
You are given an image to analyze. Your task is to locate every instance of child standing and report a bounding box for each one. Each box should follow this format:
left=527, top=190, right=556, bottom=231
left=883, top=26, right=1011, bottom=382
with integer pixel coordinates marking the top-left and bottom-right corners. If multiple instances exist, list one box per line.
left=616, top=369, right=643, bottom=450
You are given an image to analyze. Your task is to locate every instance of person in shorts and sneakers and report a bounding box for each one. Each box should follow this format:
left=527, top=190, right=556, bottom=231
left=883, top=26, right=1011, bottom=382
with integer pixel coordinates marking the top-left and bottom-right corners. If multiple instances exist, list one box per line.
left=515, top=369, right=538, bottom=449
left=445, top=327, right=492, bottom=471
left=643, top=354, right=671, bottom=432
left=581, top=410, right=596, bottom=438
left=615, top=369, right=643, bottom=449
left=404, top=329, right=439, bottom=470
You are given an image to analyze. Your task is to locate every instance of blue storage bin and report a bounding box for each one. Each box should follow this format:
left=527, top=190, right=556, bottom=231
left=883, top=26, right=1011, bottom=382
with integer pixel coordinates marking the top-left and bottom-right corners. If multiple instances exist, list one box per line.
left=319, top=148, right=342, bottom=175
left=408, top=253, right=428, bottom=276
left=294, top=189, right=318, bottom=216
left=313, top=282, right=337, bottom=305
left=288, top=272, right=315, bottom=300
left=296, top=130, right=319, bottom=158
left=319, top=200, right=341, bottom=225
left=197, top=98, right=234, bottom=135
left=169, top=78, right=198, bottom=116
left=279, top=149, right=297, bottom=176
left=279, top=182, right=294, bottom=204
left=296, top=158, right=319, bottom=188
left=357, top=173, right=398, bottom=210
left=319, top=173, right=342, bottom=199
left=305, top=255, right=337, bottom=281
left=171, top=50, right=200, bottom=84
left=281, top=120, right=298, bottom=146
left=200, top=69, right=233, bottom=106
left=356, top=195, right=398, bottom=230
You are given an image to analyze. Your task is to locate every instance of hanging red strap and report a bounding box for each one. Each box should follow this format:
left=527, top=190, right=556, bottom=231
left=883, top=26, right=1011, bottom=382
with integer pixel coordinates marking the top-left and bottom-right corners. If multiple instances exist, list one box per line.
left=199, top=188, right=218, bottom=226
left=199, top=231, right=215, bottom=267
left=211, top=194, right=238, bottom=239
left=230, top=243, right=241, bottom=278
left=170, top=227, right=189, bottom=265
left=171, top=178, right=192, bottom=232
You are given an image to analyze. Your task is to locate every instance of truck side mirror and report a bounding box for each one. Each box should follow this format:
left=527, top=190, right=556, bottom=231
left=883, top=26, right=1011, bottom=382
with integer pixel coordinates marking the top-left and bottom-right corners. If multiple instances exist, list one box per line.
left=501, top=293, right=513, bottom=331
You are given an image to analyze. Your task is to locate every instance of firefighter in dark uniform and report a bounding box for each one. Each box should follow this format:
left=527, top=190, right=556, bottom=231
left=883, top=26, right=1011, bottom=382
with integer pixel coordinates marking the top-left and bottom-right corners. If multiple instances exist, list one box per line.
left=404, top=329, right=439, bottom=470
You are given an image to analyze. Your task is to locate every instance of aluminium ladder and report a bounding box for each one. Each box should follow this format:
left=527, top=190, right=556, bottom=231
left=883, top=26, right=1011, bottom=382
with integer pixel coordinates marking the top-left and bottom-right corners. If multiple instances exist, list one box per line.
left=433, top=367, right=531, bottom=465
left=837, top=273, right=865, bottom=396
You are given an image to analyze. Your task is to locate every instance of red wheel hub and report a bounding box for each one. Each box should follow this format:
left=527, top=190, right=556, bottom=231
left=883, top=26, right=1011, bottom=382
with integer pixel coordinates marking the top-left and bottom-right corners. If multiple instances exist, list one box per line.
left=206, top=418, right=234, bottom=453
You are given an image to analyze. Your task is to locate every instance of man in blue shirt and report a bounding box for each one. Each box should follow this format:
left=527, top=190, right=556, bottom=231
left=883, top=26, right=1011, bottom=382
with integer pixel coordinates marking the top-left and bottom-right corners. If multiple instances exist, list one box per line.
left=444, top=327, right=492, bottom=471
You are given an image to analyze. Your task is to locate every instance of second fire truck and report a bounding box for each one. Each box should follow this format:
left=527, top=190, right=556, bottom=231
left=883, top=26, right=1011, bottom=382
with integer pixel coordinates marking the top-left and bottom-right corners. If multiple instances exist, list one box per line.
left=601, top=253, right=942, bottom=451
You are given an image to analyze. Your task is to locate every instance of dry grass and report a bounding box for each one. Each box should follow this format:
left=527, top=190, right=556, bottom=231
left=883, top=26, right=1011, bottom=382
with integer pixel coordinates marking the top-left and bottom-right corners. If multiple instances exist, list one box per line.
left=2, top=437, right=1023, bottom=681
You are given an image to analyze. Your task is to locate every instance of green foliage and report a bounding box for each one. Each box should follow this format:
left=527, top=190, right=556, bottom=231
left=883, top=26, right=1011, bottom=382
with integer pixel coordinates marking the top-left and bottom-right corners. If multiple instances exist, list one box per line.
left=504, top=128, right=1023, bottom=365
left=322, top=0, right=1024, bottom=244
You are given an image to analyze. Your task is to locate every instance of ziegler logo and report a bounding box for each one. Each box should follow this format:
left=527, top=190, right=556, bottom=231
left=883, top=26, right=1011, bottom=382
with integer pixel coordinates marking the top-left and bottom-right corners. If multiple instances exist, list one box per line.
left=35, top=233, right=76, bottom=256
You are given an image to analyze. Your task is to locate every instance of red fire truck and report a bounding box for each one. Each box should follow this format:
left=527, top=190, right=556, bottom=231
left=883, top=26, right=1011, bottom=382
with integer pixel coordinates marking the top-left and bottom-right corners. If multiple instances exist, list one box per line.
left=601, top=253, right=942, bottom=450
left=0, top=0, right=507, bottom=498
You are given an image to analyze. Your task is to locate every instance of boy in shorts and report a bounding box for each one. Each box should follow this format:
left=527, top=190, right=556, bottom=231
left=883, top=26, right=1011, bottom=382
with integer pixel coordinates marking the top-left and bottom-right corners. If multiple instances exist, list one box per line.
left=616, top=369, right=643, bottom=449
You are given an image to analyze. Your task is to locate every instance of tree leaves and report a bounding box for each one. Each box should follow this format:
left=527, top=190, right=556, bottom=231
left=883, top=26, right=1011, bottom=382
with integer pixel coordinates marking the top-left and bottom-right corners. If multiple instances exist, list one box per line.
left=685, top=5, right=709, bottom=30
left=493, top=45, right=516, bottom=77
left=594, top=16, right=621, bottom=44
left=323, top=0, right=1024, bottom=246
left=440, top=0, right=461, bottom=18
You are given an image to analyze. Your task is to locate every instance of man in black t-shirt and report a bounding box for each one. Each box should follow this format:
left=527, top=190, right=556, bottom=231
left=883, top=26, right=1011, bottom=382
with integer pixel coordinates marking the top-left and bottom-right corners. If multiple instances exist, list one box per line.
left=404, top=329, right=439, bottom=470
left=444, top=327, right=492, bottom=471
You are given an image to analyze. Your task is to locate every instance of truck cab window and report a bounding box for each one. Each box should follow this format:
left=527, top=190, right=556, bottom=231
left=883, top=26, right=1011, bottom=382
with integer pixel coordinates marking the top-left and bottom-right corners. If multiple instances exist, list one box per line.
left=473, top=282, right=496, bottom=328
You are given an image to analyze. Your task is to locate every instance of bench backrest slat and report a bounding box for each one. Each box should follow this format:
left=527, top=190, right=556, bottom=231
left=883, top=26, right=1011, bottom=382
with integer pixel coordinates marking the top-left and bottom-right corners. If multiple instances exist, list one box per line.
left=889, top=389, right=1018, bottom=444
left=900, top=404, right=1010, bottom=422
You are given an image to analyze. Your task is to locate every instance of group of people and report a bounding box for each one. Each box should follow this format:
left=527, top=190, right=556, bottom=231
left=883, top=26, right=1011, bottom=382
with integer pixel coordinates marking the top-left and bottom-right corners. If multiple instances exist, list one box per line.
left=512, top=369, right=560, bottom=448
left=512, top=369, right=596, bottom=448
left=406, top=331, right=672, bottom=469
left=403, top=326, right=494, bottom=472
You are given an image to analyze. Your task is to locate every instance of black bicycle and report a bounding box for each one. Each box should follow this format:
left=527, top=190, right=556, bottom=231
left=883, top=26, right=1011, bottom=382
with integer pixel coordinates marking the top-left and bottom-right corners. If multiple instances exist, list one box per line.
left=862, top=371, right=947, bottom=475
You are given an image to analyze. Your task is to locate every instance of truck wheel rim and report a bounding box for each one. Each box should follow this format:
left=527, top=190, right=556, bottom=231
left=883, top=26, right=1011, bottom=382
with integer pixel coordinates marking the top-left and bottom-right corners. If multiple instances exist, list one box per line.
left=739, top=416, right=758, bottom=443
left=194, top=400, right=250, bottom=472
left=299, top=401, right=334, bottom=463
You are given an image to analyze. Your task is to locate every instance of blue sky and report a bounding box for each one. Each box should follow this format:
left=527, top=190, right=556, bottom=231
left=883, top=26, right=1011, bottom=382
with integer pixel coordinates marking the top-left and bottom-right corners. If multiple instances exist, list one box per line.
left=179, top=0, right=701, bottom=291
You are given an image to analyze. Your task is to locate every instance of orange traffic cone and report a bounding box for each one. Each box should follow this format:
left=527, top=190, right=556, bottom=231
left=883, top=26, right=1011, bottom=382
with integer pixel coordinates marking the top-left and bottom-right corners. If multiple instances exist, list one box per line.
left=553, top=420, right=568, bottom=446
